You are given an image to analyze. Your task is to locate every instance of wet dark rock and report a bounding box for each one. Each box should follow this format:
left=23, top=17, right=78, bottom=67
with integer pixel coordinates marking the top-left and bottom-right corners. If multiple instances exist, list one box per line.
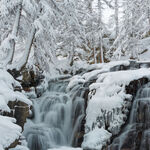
left=125, top=78, right=148, bottom=96
left=3, top=101, right=30, bottom=130
left=21, top=69, right=44, bottom=90
left=8, top=69, right=21, bottom=78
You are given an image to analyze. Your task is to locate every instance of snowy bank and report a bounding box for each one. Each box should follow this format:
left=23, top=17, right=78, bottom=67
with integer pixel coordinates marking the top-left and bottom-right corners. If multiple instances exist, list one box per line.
left=0, top=116, right=21, bottom=150
left=83, top=68, right=150, bottom=149
left=0, top=69, right=31, bottom=149
left=10, top=145, right=29, bottom=150
left=0, top=69, right=32, bottom=112
left=82, top=127, right=111, bottom=149
left=67, top=60, right=130, bottom=91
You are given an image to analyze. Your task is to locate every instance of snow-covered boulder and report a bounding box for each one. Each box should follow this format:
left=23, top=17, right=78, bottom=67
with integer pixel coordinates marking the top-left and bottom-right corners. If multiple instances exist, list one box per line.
left=67, top=61, right=130, bottom=90
left=0, top=116, right=21, bottom=150
left=82, top=127, right=111, bottom=150
left=83, top=68, right=150, bottom=150
left=0, top=69, right=32, bottom=149
left=0, top=69, right=32, bottom=112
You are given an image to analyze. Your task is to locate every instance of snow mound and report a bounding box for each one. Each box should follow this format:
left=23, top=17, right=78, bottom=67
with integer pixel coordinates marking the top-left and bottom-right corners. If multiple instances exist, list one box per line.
left=0, top=69, right=32, bottom=149
left=82, top=60, right=130, bottom=81
left=0, top=116, right=22, bottom=150
left=67, top=75, right=85, bottom=91
left=67, top=60, right=130, bottom=90
left=82, top=127, right=112, bottom=150
left=0, top=69, right=32, bottom=112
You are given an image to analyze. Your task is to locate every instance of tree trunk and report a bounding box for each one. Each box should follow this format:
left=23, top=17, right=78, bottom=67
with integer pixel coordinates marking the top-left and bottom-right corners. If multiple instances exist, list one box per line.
left=98, top=0, right=104, bottom=63
left=19, top=27, right=36, bottom=71
left=69, top=43, right=75, bottom=66
left=115, top=0, right=119, bottom=38
left=100, top=32, right=104, bottom=63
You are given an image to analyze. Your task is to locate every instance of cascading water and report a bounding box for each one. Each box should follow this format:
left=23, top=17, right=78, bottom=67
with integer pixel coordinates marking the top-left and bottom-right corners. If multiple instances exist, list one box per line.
left=108, top=82, right=150, bottom=150
left=24, top=78, right=85, bottom=150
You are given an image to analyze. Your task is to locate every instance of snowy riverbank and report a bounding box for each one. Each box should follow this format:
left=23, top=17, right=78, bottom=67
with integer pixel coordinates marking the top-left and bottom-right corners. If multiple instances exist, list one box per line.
left=0, top=69, right=31, bottom=150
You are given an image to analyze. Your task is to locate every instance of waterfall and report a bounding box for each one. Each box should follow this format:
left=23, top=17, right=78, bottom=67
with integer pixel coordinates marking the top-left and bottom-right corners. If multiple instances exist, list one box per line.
left=24, top=78, right=85, bottom=150
left=108, top=83, right=150, bottom=150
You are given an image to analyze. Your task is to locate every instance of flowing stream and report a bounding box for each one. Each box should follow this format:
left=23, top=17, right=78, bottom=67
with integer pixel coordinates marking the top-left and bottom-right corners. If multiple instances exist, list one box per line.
left=24, top=78, right=85, bottom=150
left=108, top=82, right=150, bottom=150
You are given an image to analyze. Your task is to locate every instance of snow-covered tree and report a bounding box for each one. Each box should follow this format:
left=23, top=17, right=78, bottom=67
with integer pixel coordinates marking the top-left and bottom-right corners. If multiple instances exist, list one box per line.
left=114, top=0, right=119, bottom=37
left=0, top=0, right=22, bottom=66
left=108, top=0, right=148, bottom=60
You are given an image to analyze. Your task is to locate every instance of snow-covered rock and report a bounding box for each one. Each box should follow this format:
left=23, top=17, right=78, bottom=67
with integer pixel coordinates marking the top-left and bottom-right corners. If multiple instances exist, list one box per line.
left=0, top=69, right=32, bottom=112
left=0, top=69, right=32, bottom=150
left=10, top=145, right=29, bottom=150
left=0, top=116, right=21, bottom=150
left=82, top=127, right=112, bottom=150
left=83, top=68, right=150, bottom=149
left=67, top=60, right=130, bottom=90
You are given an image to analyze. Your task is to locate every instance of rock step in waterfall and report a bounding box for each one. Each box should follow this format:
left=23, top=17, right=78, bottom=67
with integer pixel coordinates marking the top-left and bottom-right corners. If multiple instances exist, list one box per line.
left=108, top=82, right=150, bottom=150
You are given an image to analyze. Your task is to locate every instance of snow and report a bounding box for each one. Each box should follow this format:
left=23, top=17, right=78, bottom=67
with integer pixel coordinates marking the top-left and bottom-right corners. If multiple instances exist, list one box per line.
left=84, top=60, right=130, bottom=81
left=0, top=116, right=21, bottom=150
left=67, top=75, right=85, bottom=91
left=82, top=127, right=112, bottom=150
left=111, top=36, right=150, bottom=61
left=0, top=0, right=20, bottom=16
left=0, top=59, right=149, bottom=150
left=83, top=68, right=150, bottom=149
left=0, top=69, right=32, bottom=112
left=65, top=61, right=150, bottom=149
left=0, top=69, right=32, bottom=149
left=87, top=60, right=130, bottom=72
left=12, top=26, right=36, bottom=71
left=67, top=60, right=130, bottom=91
left=87, top=68, right=150, bottom=128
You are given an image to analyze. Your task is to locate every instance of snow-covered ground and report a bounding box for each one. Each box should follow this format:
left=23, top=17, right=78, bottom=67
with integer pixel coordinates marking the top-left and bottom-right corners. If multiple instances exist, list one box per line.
left=0, top=69, right=31, bottom=112
left=0, top=69, right=31, bottom=150
left=87, top=68, right=150, bottom=128
left=0, top=116, right=21, bottom=150
left=83, top=68, right=150, bottom=149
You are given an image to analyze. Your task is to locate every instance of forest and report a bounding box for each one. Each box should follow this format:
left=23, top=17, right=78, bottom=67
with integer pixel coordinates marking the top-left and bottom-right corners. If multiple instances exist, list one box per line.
left=0, top=0, right=150, bottom=150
